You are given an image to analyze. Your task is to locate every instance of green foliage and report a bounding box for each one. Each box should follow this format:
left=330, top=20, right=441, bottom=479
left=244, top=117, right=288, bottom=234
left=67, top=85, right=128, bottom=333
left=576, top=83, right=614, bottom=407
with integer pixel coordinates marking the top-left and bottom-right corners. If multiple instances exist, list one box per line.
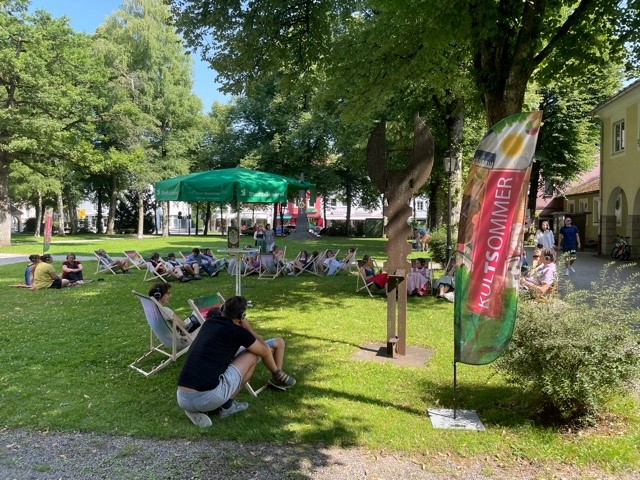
left=494, top=265, right=640, bottom=427
left=427, top=223, right=454, bottom=265
left=0, top=236, right=640, bottom=471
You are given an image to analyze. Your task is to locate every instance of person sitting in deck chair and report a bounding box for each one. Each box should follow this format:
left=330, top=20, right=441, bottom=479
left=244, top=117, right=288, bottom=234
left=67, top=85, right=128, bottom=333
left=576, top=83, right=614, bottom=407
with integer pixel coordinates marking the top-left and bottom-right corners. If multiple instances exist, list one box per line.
left=177, top=295, right=296, bottom=428
left=360, top=255, right=388, bottom=288
left=520, top=248, right=557, bottom=298
left=150, top=252, right=191, bottom=283
left=323, top=250, right=343, bottom=276
left=149, top=283, right=197, bottom=342
left=96, top=249, right=131, bottom=274
left=184, top=248, right=213, bottom=278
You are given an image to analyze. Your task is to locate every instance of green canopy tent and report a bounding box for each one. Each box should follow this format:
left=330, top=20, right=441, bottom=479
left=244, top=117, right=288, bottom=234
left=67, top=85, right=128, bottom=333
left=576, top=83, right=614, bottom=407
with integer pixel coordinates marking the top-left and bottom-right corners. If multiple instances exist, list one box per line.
left=155, top=167, right=315, bottom=294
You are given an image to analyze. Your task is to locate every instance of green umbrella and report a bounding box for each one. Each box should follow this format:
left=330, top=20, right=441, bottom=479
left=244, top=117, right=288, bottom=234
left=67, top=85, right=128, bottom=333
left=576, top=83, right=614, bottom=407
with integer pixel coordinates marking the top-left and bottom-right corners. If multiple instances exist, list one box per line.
left=155, top=167, right=314, bottom=204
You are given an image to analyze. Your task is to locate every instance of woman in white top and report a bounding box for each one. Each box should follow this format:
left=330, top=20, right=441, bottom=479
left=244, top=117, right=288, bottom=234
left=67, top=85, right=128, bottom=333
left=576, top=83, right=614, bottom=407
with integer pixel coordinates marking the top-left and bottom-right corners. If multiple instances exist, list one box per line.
left=534, top=220, right=555, bottom=249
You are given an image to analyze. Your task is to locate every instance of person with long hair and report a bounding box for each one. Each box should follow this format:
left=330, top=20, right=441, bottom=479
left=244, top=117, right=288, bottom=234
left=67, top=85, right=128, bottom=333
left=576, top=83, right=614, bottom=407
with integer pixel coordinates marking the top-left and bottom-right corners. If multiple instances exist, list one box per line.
left=534, top=220, right=555, bottom=249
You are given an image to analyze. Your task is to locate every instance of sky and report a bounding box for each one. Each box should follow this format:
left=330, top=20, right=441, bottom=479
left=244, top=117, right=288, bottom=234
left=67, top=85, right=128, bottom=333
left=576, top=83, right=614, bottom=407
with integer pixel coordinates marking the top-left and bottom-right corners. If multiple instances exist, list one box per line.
left=28, top=0, right=230, bottom=111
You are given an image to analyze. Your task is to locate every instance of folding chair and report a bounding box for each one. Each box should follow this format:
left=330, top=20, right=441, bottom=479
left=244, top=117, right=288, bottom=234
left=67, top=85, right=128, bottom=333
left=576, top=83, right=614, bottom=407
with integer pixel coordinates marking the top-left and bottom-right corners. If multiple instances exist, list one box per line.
left=129, top=290, right=196, bottom=377
left=356, top=262, right=376, bottom=297
left=94, top=250, right=118, bottom=275
left=124, top=250, right=146, bottom=270
left=187, top=292, right=268, bottom=397
left=298, top=249, right=328, bottom=276
left=242, top=252, right=260, bottom=276
left=323, top=249, right=343, bottom=276
left=144, top=261, right=172, bottom=283
left=258, top=253, right=280, bottom=280
left=341, top=248, right=358, bottom=274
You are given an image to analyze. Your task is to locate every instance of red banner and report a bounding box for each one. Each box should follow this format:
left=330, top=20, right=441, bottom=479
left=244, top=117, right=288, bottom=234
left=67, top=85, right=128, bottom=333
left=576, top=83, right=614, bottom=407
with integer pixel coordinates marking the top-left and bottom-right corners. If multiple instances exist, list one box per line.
left=43, top=210, right=53, bottom=253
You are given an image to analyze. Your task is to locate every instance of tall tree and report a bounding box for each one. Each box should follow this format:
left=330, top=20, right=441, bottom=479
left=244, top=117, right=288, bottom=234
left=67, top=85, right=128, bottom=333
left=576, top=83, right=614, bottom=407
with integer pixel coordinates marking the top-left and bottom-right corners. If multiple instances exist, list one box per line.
left=93, top=0, right=204, bottom=236
left=0, top=1, right=103, bottom=246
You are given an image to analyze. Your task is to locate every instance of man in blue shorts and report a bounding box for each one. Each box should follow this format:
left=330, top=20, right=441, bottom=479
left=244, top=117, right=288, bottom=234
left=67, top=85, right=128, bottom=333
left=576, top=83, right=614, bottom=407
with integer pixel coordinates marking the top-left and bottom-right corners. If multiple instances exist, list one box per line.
left=558, top=215, right=581, bottom=276
left=176, top=296, right=296, bottom=427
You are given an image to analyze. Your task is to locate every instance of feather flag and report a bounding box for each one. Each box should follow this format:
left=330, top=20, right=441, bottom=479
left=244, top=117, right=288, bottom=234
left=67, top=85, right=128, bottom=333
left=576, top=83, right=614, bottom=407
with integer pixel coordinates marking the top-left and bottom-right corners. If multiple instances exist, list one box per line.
left=43, top=208, right=53, bottom=254
left=454, top=111, right=543, bottom=365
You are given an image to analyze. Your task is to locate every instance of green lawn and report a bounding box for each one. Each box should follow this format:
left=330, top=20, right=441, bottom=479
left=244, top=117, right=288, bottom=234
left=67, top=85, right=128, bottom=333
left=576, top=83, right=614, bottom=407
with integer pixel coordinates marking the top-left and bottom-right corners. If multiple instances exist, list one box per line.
left=1, top=234, right=639, bottom=473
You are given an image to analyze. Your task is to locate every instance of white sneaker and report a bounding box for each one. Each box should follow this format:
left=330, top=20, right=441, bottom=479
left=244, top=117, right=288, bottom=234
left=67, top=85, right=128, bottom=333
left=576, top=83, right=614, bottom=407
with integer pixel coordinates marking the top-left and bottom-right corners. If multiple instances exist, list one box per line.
left=184, top=410, right=212, bottom=428
left=570, top=266, right=576, bottom=273
left=443, top=292, right=455, bottom=302
left=564, top=268, right=570, bottom=276
left=217, top=401, right=249, bottom=419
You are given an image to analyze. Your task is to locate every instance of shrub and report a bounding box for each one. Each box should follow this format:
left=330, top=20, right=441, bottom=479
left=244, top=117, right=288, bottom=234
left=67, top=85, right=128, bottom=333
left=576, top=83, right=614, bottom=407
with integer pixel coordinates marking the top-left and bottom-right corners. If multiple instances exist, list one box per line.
left=428, top=223, right=456, bottom=265
left=24, top=217, right=37, bottom=233
left=494, top=264, right=640, bottom=427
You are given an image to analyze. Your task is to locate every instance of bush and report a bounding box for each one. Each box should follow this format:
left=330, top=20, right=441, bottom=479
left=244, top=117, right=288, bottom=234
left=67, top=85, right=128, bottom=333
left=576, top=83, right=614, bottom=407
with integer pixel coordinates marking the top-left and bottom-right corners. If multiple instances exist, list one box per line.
left=428, top=223, right=456, bottom=265
left=494, top=264, right=640, bottom=427
left=24, top=217, right=37, bottom=233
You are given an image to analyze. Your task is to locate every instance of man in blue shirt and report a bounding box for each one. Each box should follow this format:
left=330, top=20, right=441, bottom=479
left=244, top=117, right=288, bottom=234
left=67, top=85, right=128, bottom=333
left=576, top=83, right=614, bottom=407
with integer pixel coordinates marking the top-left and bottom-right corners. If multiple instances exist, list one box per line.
left=558, top=215, right=581, bottom=276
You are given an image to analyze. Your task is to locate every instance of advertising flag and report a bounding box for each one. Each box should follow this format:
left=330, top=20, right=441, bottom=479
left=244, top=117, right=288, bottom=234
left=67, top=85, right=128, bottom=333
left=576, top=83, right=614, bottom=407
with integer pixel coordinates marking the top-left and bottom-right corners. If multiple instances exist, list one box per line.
left=454, top=111, right=542, bottom=365
left=43, top=208, right=53, bottom=253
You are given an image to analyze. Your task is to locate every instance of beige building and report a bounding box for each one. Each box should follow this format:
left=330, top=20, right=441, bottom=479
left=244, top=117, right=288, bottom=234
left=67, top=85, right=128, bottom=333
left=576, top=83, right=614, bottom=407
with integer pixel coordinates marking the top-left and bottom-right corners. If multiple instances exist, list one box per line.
left=593, top=79, right=640, bottom=258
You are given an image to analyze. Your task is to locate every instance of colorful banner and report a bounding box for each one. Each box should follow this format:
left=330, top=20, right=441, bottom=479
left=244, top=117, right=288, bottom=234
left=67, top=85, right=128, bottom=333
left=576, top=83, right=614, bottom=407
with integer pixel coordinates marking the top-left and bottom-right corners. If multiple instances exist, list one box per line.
left=43, top=208, right=53, bottom=253
left=454, top=111, right=542, bottom=365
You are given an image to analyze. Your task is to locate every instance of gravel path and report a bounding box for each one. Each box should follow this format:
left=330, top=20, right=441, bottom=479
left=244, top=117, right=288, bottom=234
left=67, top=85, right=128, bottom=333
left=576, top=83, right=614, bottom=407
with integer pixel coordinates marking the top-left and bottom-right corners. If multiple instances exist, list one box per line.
left=2, top=427, right=639, bottom=480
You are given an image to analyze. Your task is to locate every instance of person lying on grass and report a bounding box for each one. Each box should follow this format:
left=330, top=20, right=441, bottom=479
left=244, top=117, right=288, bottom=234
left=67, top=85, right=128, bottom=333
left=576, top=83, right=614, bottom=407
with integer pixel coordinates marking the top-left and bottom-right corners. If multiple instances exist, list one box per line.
left=177, top=295, right=296, bottom=428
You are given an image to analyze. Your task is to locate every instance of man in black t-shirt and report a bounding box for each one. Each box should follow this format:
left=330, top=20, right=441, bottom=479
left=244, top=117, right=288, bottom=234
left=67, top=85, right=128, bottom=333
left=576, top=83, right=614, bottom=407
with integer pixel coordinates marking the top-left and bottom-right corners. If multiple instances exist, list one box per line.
left=176, top=296, right=296, bottom=427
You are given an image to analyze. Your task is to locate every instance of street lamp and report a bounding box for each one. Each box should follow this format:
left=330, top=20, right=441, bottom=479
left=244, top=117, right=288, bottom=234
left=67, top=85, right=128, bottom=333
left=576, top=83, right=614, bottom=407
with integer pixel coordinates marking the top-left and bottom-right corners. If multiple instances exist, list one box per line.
left=443, top=149, right=461, bottom=261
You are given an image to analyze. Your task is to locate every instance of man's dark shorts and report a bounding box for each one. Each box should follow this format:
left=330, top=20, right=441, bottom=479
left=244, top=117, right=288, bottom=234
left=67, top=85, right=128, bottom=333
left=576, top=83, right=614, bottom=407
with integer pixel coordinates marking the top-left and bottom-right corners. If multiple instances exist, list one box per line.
left=50, top=278, right=63, bottom=289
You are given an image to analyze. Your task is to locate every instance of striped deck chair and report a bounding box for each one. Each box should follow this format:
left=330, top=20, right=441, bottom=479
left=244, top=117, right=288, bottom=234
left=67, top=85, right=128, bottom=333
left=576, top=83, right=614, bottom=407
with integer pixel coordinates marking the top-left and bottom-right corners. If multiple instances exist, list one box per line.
left=129, top=290, right=196, bottom=377
left=187, top=293, right=268, bottom=397
left=124, top=250, right=146, bottom=270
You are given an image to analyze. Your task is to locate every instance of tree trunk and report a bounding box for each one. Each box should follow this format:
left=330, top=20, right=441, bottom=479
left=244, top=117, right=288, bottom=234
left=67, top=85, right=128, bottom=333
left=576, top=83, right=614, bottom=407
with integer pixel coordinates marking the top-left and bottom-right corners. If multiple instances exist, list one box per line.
left=0, top=152, right=11, bottom=247
left=67, top=197, right=78, bottom=235
left=195, top=203, right=200, bottom=236
left=96, top=187, right=104, bottom=234
left=528, top=160, right=542, bottom=225
left=137, top=192, right=144, bottom=238
left=34, top=192, right=42, bottom=237
left=107, top=174, right=117, bottom=234
left=162, top=201, right=169, bottom=237
left=56, top=191, right=66, bottom=236
left=204, top=203, right=211, bottom=235
left=345, top=180, right=353, bottom=236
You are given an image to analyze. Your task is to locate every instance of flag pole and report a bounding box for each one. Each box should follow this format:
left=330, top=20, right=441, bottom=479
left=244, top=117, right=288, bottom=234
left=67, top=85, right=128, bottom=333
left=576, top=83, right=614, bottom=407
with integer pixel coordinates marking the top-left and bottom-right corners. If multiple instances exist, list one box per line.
left=453, top=360, right=458, bottom=420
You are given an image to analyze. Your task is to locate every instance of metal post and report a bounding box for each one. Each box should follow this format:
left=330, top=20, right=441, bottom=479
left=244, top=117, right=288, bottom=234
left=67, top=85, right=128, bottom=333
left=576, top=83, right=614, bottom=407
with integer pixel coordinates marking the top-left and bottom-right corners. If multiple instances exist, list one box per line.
left=453, top=360, right=458, bottom=420
left=446, top=170, right=453, bottom=261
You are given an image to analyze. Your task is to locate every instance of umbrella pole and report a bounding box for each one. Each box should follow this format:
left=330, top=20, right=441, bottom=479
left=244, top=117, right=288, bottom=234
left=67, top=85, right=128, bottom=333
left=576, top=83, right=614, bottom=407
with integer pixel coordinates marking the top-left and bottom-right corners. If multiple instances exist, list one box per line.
left=236, top=205, right=242, bottom=296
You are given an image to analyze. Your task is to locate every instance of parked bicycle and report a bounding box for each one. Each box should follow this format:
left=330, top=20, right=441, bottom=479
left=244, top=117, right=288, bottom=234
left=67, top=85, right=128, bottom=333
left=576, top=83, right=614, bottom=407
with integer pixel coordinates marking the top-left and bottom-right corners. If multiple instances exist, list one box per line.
left=611, top=235, right=631, bottom=260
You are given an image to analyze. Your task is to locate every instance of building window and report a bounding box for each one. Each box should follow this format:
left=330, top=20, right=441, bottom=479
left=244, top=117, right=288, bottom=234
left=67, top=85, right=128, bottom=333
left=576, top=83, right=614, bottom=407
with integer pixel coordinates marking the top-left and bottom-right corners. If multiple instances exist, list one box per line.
left=543, top=179, right=554, bottom=198
left=415, top=200, right=425, bottom=211
left=615, top=194, right=622, bottom=226
left=593, top=198, right=600, bottom=225
left=329, top=198, right=337, bottom=207
left=613, top=119, right=625, bottom=153
left=579, top=199, right=588, bottom=213
left=568, top=200, right=575, bottom=213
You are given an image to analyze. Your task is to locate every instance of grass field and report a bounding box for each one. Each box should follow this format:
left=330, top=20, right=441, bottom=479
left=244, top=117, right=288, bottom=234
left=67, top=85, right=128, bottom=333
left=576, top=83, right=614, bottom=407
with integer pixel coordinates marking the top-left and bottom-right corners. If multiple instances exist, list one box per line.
left=1, top=234, right=639, bottom=473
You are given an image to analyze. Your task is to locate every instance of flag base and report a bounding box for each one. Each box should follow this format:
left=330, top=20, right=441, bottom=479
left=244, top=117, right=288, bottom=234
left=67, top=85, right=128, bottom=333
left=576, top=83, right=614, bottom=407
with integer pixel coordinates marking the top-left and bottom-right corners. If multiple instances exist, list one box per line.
left=427, top=408, right=485, bottom=431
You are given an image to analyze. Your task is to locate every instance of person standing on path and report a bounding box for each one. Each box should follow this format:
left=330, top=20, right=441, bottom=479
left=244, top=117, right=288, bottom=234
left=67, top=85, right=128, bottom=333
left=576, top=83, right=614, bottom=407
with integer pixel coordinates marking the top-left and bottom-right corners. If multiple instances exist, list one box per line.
left=535, top=220, right=555, bottom=249
left=558, top=215, right=581, bottom=276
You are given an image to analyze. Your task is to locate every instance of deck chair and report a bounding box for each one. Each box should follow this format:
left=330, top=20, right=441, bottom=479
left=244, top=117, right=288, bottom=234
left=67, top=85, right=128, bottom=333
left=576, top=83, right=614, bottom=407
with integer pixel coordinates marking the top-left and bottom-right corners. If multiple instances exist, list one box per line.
left=93, top=250, right=118, bottom=275
left=187, top=292, right=268, bottom=397
left=297, top=249, right=328, bottom=276
left=341, top=248, right=359, bottom=274
left=124, top=250, right=146, bottom=270
left=143, top=261, right=171, bottom=283
left=258, top=253, right=279, bottom=280
left=129, top=290, right=196, bottom=377
left=356, top=261, right=376, bottom=297
left=242, top=252, right=260, bottom=276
